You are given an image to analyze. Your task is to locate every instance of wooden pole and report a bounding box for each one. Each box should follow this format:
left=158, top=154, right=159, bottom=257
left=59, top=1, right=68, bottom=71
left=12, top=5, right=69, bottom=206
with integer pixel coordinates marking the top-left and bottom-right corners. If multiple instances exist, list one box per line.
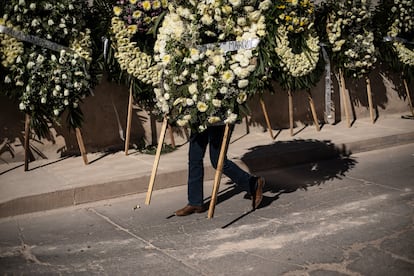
left=24, top=114, right=30, bottom=171
left=124, top=84, right=134, bottom=155
left=145, top=116, right=168, bottom=205
left=260, top=98, right=274, bottom=139
left=308, top=91, right=320, bottom=132
left=403, top=79, right=414, bottom=117
left=168, top=125, right=176, bottom=148
left=339, top=69, right=351, bottom=128
left=208, top=123, right=231, bottom=219
left=288, top=90, right=294, bottom=136
left=366, top=77, right=375, bottom=123
left=245, top=114, right=250, bottom=134
left=75, top=128, right=88, bottom=165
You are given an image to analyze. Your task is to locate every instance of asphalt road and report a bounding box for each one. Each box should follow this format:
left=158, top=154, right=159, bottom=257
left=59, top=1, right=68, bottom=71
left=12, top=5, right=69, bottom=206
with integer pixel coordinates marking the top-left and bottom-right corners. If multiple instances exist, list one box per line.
left=1, top=143, right=413, bottom=275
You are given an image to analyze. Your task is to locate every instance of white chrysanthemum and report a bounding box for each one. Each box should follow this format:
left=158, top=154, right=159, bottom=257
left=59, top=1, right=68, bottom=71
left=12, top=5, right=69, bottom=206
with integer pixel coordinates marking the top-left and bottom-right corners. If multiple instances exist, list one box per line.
left=197, top=101, right=208, bottom=112
left=212, top=99, right=222, bottom=107
left=237, top=79, right=249, bottom=89
left=229, top=0, right=241, bottom=8
left=188, top=83, right=198, bottom=94
left=224, top=112, right=238, bottom=124
left=221, top=70, right=235, bottom=84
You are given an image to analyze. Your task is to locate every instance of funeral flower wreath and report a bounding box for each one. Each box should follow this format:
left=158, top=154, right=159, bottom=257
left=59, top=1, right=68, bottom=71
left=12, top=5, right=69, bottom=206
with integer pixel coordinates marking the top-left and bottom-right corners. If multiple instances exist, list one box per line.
left=153, top=0, right=271, bottom=132
left=110, top=0, right=169, bottom=85
left=267, top=0, right=322, bottom=91
left=326, top=0, right=377, bottom=79
left=0, top=0, right=95, bottom=137
left=386, top=0, right=414, bottom=67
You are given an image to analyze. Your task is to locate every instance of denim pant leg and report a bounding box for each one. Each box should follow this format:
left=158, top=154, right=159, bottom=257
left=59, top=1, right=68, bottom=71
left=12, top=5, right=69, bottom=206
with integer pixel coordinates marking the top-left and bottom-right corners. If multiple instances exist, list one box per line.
left=187, top=131, right=208, bottom=206
left=208, top=125, right=252, bottom=192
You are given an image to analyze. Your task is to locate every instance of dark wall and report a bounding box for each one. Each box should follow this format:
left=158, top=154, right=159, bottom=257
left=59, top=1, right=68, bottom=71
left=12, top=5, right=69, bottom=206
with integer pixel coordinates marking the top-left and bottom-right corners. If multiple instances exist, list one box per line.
left=1, top=68, right=413, bottom=164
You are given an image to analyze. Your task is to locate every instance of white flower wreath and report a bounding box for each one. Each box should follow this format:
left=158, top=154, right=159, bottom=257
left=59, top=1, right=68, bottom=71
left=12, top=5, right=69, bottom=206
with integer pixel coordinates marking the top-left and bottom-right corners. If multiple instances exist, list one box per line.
left=326, top=0, right=377, bottom=78
left=1, top=0, right=94, bottom=123
left=387, top=0, right=414, bottom=67
left=275, top=25, right=320, bottom=78
left=110, top=0, right=168, bottom=85
left=153, top=1, right=269, bottom=132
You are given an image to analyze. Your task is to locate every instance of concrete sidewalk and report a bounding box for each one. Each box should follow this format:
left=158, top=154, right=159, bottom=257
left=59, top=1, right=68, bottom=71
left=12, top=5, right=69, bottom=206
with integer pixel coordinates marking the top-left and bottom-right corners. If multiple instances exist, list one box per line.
left=1, top=114, right=413, bottom=218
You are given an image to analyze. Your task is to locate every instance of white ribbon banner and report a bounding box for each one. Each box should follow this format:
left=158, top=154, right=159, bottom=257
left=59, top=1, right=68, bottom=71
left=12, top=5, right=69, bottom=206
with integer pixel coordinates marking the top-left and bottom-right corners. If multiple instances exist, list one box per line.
left=0, top=24, right=72, bottom=53
left=320, top=43, right=334, bottom=124
left=197, top=38, right=260, bottom=54
left=383, top=36, right=414, bottom=45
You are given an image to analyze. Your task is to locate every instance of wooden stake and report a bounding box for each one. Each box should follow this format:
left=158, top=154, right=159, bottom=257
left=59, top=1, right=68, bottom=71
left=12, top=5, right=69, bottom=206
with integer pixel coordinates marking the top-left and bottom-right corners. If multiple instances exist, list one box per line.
left=75, top=128, right=88, bottom=165
left=245, top=114, right=250, bottom=134
left=288, top=90, right=294, bottom=136
left=403, top=78, right=414, bottom=117
left=168, top=125, right=176, bottom=148
left=260, top=98, right=274, bottom=139
left=145, top=116, right=168, bottom=205
left=208, top=124, right=231, bottom=219
left=308, top=91, right=320, bottom=132
left=339, top=69, right=351, bottom=128
left=24, top=114, right=30, bottom=171
left=366, top=77, right=375, bottom=123
left=124, top=84, right=134, bottom=155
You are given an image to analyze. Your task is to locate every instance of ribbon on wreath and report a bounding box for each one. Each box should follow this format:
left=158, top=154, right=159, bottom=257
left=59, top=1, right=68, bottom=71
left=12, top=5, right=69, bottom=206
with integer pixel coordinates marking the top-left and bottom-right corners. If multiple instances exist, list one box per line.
left=0, top=24, right=73, bottom=53
left=320, top=43, right=334, bottom=124
left=383, top=36, right=414, bottom=45
left=102, top=36, right=110, bottom=61
left=197, top=38, right=260, bottom=54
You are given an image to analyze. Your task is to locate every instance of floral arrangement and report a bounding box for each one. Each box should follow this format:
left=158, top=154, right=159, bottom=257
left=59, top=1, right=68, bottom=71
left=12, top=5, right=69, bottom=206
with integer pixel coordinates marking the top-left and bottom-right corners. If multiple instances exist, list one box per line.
left=113, top=0, right=168, bottom=34
left=266, top=0, right=323, bottom=91
left=0, top=0, right=97, bottom=138
left=153, top=0, right=271, bottom=132
left=109, top=0, right=168, bottom=110
left=326, top=0, right=377, bottom=79
left=373, top=0, right=413, bottom=80
left=387, top=0, right=414, bottom=65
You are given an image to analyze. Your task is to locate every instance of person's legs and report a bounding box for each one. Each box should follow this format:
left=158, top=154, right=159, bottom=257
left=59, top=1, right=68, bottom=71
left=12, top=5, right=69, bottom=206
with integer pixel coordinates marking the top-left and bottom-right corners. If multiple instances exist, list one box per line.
left=187, top=130, right=208, bottom=206
left=176, top=125, right=265, bottom=216
left=175, top=130, right=209, bottom=216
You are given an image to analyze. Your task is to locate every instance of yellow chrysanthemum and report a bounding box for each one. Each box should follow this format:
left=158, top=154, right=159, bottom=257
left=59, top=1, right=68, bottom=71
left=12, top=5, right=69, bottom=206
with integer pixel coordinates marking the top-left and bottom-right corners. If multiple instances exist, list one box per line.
left=144, top=17, right=152, bottom=24
left=133, top=10, right=143, bottom=19
left=127, top=24, right=138, bottom=34
left=152, top=0, right=161, bottom=9
left=142, top=1, right=152, bottom=11
left=113, top=6, right=122, bottom=16
left=130, top=0, right=138, bottom=4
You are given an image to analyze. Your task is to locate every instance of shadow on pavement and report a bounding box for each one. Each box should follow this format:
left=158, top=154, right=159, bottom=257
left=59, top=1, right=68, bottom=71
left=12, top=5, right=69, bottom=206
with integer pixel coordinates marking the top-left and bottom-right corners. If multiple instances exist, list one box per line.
left=219, top=139, right=357, bottom=227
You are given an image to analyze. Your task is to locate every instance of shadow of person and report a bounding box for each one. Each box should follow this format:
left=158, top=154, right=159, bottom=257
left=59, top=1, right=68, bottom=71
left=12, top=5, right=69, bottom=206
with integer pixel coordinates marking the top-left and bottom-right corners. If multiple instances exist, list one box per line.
left=218, top=139, right=357, bottom=227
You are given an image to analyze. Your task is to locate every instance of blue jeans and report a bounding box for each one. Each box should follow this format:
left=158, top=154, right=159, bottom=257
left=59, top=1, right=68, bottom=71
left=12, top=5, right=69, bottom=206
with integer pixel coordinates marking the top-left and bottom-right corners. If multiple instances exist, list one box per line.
left=187, top=125, right=252, bottom=206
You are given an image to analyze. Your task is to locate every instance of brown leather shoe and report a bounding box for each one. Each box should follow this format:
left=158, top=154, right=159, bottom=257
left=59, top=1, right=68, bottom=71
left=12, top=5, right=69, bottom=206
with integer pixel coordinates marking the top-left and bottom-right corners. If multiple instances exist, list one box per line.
left=253, top=176, right=265, bottom=209
left=175, top=205, right=205, bottom=216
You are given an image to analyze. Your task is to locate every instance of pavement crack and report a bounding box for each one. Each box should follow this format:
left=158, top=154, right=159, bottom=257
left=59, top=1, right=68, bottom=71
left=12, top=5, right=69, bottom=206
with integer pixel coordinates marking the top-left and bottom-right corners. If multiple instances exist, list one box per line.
left=89, top=208, right=208, bottom=276
left=17, top=226, right=51, bottom=266
left=345, top=176, right=407, bottom=192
